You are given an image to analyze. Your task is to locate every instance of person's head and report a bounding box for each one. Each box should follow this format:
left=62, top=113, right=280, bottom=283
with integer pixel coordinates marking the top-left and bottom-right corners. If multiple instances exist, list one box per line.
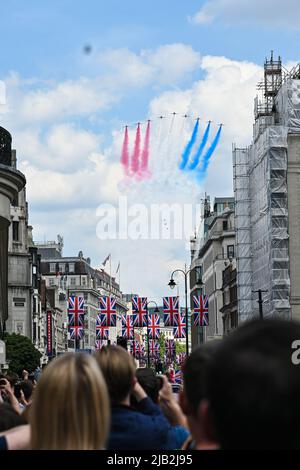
left=1, top=373, right=19, bottom=391
left=181, top=340, right=221, bottom=448
left=205, top=318, right=300, bottom=449
left=0, top=403, right=27, bottom=432
left=135, top=368, right=161, bottom=404
left=94, top=345, right=136, bottom=405
left=29, top=353, right=110, bottom=450
left=14, top=380, right=34, bottom=402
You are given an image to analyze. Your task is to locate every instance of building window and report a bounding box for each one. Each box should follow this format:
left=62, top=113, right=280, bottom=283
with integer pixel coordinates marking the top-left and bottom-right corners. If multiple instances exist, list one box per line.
left=195, top=266, right=203, bottom=284
left=12, top=221, right=19, bottom=241
left=70, top=277, right=76, bottom=286
left=227, top=245, right=235, bottom=260
left=223, top=220, right=228, bottom=231
left=69, top=263, right=75, bottom=273
left=49, top=278, right=55, bottom=287
left=50, top=263, right=56, bottom=273
left=82, top=277, right=86, bottom=286
left=59, top=263, right=65, bottom=273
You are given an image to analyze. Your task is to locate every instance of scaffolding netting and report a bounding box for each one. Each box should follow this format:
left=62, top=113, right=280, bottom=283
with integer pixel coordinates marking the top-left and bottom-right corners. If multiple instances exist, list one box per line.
left=233, top=75, right=300, bottom=321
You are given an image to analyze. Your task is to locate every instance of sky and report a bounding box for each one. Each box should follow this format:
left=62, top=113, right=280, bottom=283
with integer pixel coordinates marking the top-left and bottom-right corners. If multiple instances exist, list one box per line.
left=0, top=0, right=299, bottom=303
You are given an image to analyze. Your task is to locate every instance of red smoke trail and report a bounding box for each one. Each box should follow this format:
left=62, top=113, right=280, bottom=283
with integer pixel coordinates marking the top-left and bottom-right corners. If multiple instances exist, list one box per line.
left=140, top=120, right=151, bottom=178
left=121, top=126, right=130, bottom=176
left=131, top=123, right=141, bottom=175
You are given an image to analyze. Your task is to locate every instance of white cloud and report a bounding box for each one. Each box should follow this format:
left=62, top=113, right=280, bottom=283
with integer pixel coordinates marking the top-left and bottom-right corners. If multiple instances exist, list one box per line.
left=190, top=0, right=300, bottom=29
left=16, top=123, right=102, bottom=172
left=20, top=78, right=117, bottom=123
left=147, top=44, right=201, bottom=85
left=99, top=44, right=201, bottom=87
left=19, top=155, right=122, bottom=210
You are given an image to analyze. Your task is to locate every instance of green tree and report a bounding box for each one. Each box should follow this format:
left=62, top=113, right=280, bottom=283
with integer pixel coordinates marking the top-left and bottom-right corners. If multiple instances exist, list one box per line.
left=174, top=341, right=186, bottom=369
left=175, top=342, right=186, bottom=354
left=4, top=333, right=42, bottom=375
left=158, top=332, right=167, bottom=373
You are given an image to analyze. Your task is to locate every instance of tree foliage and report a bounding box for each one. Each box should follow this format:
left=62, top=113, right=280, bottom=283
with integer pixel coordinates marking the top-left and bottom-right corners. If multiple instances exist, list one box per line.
left=175, top=342, right=186, bottom=354
left=4, top=333, right=41, bottom=375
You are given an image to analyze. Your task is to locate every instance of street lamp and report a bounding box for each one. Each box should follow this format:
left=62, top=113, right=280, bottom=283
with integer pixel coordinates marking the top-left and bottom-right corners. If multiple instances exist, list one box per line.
left=168, top=279, right=176, bottom=289
left=146, top=300, right=160, bottom=368
left=168, top=268, right=192, bottom=356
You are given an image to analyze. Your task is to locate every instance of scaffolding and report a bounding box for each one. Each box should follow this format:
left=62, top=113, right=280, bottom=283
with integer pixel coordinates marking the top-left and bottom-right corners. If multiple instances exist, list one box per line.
left=232, top=146, right=253, bottom=322
left=234, top=53, right=292, bottom=321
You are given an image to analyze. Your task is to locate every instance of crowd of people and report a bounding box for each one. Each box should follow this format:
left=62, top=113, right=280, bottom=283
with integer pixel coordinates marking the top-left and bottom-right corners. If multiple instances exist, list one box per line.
left=1, top=317, right=300, bottom=450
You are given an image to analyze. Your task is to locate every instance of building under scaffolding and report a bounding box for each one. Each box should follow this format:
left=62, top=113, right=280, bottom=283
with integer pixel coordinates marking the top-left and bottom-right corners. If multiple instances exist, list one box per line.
left=233, top=53, right=300, bottom=321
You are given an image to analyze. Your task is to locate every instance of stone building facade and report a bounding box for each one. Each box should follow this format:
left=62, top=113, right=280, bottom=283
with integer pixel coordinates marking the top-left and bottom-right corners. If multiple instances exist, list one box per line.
left=190, top=196, right=236, bottom=348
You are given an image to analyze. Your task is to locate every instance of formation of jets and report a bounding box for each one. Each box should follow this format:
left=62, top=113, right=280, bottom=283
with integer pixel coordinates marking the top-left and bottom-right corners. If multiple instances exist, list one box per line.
left=123, top=114, right=223, bottom=127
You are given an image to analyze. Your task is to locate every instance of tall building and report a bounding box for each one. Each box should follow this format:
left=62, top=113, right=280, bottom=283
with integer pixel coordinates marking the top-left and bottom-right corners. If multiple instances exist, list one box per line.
left=233, top=54, right=300, bottom=321
left=190, top=196, right=236, bottom=347
left=0, top=129, right=38, bottom=344
left=7, top=160, right=33, bottom=338
left=37, top=237, right=127, bottom=351
left=0, top=127, right=26, bottom=337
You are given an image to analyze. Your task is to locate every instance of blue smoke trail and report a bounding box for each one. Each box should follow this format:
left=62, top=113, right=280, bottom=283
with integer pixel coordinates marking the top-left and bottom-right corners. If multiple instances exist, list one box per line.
left=188, top=122, right=211, bottom=170
left=197, top=125, right=222, bottom=180
left=179, top=119, right=199, bottom=170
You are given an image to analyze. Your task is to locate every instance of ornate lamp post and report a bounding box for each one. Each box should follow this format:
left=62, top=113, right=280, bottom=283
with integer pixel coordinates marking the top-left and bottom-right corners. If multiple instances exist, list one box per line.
left=168, top=268, right=192, bottom=356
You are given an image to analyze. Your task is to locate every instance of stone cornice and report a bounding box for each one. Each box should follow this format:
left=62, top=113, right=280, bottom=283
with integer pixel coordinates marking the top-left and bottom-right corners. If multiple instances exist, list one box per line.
left=0, top=164, right=26, bottom=201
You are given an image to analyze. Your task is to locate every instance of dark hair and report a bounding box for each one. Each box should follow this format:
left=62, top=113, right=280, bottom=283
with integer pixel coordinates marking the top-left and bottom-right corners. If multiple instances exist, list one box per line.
left=0, top=373, right=19, bottom=388
left=0, top=403, right=27, bottom=432
left=136, top=368, right=161, bottom=404
left=94, top=345, right=136, bottom=404
left=14, top=380, right=34, bottom=401
left=183, top=340, right=221, bottom=413
left=207, top=318, right=300, bottom=449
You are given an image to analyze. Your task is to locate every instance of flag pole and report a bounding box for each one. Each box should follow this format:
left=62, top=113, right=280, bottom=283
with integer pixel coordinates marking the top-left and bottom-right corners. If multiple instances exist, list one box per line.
left=109, top=255, right=112, bottom=295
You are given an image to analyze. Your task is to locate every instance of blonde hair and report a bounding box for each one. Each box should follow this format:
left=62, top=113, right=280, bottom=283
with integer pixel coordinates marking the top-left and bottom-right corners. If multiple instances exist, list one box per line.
left=30, top=353, right=110, bottom=450
left=94, top=345, right=136, bottom=404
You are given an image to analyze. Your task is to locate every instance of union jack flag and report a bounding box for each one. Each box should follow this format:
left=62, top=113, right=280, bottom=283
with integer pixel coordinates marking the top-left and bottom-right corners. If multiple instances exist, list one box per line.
left=122, top=314, right=134, bottom=339
left=165, top=339, right=176, bottom=359
left=163, top=296, right=179, bottom=326
left=68, top=296, right=85, bottom=326
left=68, top=296, right=85, bottom=339
left=69, top=325, right=84, bottom=340
left=95, top=339, right=108, bottom=350
left=130, top=340, right=144, bottom=358
left=99, top=296, right=117, bottom=326
left=177, top=352, right=187, bottom=366
left=173, top=314, right=186, bottom=338
left=174, top=369, right=183, bottom=385
left=193, top=295, right=209, bottom=326
left=132, top=296, right=147, bottom=327
left=96, top=317, right=110, bottom=340
left=149, top=340, right=160, bottom=357
left=147, top=314, right=160, bottom=339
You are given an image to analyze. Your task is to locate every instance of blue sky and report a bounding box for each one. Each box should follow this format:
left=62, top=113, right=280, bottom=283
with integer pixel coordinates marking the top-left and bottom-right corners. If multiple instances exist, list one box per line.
left=2, top=0, right=300, bottom=79
left=1, top=0, right=299, bottom=300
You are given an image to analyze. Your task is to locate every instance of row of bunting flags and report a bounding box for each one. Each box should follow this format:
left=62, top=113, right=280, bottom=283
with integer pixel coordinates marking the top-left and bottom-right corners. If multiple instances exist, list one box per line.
left=67, top=294, right=209, bottom=342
